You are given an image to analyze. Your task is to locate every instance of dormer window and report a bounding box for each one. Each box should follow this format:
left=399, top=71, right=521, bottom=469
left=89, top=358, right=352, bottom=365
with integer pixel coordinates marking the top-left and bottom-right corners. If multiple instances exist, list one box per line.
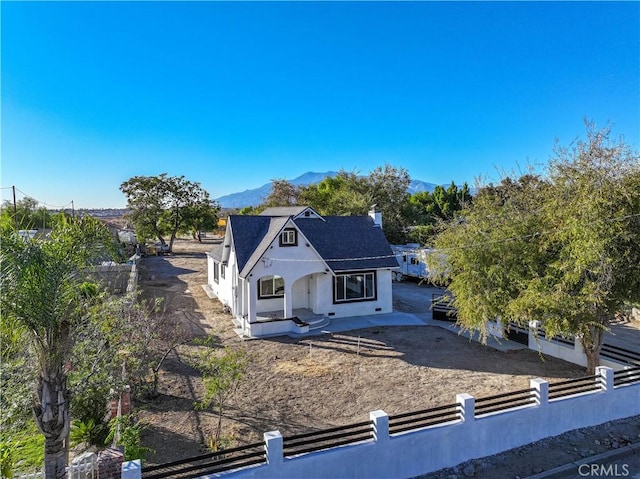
left=280, top=229, right=297, bottom=247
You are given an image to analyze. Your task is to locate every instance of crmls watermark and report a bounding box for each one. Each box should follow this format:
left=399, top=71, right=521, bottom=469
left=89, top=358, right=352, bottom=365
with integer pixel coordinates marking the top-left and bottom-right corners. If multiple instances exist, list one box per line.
left=578, top=463, right=630, bottom=477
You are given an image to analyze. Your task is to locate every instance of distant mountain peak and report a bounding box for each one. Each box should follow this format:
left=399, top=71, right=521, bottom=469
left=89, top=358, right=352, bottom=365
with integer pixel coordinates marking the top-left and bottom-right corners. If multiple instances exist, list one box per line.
left=215, top=171, right=449, bottom=208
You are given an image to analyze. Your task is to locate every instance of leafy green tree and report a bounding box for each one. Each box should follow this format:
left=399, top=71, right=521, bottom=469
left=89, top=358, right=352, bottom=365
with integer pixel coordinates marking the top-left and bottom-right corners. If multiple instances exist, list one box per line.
left=258, top=166, right=412, bottom=243
left=407, top=182, right=472, bottom=245
left=299, top=170, right=372, bottom=216
left=0, top=217, right=117, bottom=479
left=179, top=202, right=219, bottom=241
left=192, top=343, right=249, bottom=451
left=238, top=206, right=256, bottom=215
left=0, top=197, right=58, bottom=230
left=432, top=124, right=640, bottom=373
left=105, top=414, right=153, bottom=462
left=120, top=174, right=219, bottom=251
left=368, top=164, right=412, bottom=244
left=262, top=179, right=302, bottom=208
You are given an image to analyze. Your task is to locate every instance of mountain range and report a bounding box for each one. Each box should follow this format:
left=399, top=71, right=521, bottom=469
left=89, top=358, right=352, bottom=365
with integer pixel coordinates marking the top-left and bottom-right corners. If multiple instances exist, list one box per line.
left=215, top=171, right=447, bottom=208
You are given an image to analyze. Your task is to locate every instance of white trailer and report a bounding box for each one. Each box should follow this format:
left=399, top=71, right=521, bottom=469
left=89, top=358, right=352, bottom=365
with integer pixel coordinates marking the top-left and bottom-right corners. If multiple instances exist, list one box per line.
left=391, top=244, right=432, bottom=282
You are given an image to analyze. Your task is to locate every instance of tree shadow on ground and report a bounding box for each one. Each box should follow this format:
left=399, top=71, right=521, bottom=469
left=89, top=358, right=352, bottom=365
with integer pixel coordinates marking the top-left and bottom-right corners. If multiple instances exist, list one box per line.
left=261, top=326, right=586, bottom=379
left=142, top=424, right=207, bottom=466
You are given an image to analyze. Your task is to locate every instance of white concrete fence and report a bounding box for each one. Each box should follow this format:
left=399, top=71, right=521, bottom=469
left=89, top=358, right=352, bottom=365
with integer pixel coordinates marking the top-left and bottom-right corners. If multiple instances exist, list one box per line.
left=526, top=321, right=635, bottom=370
left=140, top=365, right=639, bottom=479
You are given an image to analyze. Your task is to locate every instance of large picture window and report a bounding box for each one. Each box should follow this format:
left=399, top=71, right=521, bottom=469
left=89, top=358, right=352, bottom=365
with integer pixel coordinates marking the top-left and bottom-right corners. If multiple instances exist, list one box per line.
left=258, top=275, right=285, bottom=299
left=334, top=272, right=376, bottom=303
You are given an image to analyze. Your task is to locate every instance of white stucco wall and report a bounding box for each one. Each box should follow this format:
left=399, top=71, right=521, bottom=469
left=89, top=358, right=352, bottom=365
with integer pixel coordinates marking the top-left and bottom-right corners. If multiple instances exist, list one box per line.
left=313, top=269, right=394, bottom=319
left=207, top=254, right=235, bottom=311
left=528, top=329, right=629, bottom=370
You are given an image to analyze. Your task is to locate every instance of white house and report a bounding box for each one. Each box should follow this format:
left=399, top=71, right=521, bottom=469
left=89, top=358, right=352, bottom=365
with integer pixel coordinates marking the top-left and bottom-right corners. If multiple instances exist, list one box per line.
left=205, top=206, right=399, bottom=338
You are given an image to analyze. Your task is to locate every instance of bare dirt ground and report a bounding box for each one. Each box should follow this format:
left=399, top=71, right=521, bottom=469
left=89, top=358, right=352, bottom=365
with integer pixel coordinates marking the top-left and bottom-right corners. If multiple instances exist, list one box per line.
left=135, top=238, right=639, bottom=477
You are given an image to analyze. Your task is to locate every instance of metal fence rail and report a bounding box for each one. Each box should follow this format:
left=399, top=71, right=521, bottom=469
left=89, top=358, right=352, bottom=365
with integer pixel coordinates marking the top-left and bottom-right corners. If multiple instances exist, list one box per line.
left=431, top=293, right=457, bottom=321
left=283, top=421, right=373, bottom=457
left=389, top=403, right=460, bottom=435
left=141, top=441, right=266, bottom=479
left=548, top=374, right=601, bottom=400
left=613, top=365, right=640, bottom=387
left=475, top=388, right=536, bottom=416
left=536, top=328, right=575, bottom=346
left=600, top=343, right=640, bottom=366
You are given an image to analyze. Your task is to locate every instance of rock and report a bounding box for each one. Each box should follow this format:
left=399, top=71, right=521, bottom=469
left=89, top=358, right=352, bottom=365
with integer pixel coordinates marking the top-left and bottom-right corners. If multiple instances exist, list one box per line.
left=532, top=465, right=543, bottom=474
left=612, top=441, right=620, bottom=449
left=462, top=464, right=475, bottom=477
left=580, top=451, right=588, bottom=458
left=594, top=440, right=601, bottom=445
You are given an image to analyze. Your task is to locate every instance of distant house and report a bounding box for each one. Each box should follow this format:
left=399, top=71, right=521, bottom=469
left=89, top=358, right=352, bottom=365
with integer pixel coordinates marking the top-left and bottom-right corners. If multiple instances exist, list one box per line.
left=205, top=206, right=399, bottom=337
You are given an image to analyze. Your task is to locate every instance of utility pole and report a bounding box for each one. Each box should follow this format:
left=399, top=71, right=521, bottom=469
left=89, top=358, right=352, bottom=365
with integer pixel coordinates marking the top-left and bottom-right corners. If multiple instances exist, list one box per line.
left=71, top=200, right=75, bottom=218
left=12, top=185, right=17, bottom=215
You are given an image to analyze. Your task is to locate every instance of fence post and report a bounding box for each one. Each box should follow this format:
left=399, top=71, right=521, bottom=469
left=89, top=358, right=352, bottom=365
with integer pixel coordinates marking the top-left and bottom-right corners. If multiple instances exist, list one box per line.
left=370, top=410, right=389, bottom=445
left=530, top=378, right=549, bottom=407
left=597, top=366, right=614, bottom=393
left=121, top=460, right=142, bottom=479
left=264, top=430, right=283, bottom=467
left=528, top=320, right=539, bottom=349
left=456, top=393, right=475, bottom=425
left=97, top=447, right=123, bottom=479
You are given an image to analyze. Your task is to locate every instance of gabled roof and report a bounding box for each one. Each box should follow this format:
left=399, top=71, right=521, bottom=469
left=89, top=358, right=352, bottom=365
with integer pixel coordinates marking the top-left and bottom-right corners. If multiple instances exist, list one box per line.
left=259, top=206, right=323, bottom=220
left=240, top=216, right=290, bottom=277
left=211, top=209, right=399, bottom=277
left=294, top=216, right=399, bottom=272
left=259, top=206, right=310, bottom=217
left=223, top=215, right=290, bottom=277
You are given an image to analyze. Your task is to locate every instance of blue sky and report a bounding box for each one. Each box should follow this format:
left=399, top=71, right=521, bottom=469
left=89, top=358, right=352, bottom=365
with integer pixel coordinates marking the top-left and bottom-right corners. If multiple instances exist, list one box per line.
left=2, top=1, right=639, bottom=209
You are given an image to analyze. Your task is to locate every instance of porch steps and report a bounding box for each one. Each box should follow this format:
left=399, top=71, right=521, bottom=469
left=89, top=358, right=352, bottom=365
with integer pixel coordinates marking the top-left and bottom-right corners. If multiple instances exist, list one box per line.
left=307, top=316, right=331, bottom=331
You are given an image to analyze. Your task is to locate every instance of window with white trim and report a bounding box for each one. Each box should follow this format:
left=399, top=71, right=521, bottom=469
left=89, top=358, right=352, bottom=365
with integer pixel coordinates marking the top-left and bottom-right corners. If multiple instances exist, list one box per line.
left=280, top=229, right=297, bottom=246
left=334, top=272, right=376, bottom=303
left=258, top=275, right=285, bottom=299
left=213, top=262, right=219, bottom=284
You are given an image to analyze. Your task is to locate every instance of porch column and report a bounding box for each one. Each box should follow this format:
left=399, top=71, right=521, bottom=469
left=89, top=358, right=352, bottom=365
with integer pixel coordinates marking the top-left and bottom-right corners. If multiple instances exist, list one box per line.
left=247, top=278, right=257, bottom=324
left=283, top=281, right=293, bottom=319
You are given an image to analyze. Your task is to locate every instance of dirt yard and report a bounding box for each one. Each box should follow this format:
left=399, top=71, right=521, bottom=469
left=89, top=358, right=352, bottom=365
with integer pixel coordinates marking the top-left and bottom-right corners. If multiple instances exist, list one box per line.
left=133, top=238, right=596, bottom=466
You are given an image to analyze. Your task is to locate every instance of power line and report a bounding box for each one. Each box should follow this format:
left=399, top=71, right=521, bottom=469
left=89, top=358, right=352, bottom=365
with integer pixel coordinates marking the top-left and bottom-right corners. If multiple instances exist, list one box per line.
left=10, top=187, right=74, bottom=209
left=259, top=211, right=640, bottom=264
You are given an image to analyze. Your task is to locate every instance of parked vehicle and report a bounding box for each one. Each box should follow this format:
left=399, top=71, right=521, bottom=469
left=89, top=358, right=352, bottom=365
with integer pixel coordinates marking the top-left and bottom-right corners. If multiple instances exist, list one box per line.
left=391, top=244, right=448, bottom=284
left=145, top=242, right=170, bottom=256
left=156, top=242, right=170, bottom=254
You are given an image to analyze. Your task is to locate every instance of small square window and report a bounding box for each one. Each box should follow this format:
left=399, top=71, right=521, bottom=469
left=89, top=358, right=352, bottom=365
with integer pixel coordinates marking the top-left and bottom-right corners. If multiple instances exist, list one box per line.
left=280, top=229, right=297, bottom=246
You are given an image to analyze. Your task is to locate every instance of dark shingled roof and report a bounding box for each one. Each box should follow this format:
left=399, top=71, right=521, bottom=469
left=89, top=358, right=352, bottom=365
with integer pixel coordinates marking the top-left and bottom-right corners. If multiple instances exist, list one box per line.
left=215, top=213, right=399, bottom=277
left=227, top=215, right=272, bottom=274
left=294, top=216, right=399, bottom=272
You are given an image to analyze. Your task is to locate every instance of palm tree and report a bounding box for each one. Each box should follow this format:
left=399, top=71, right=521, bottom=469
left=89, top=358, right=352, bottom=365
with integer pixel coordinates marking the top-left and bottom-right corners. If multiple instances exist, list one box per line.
left=1, top=216, right=116, bottom=478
